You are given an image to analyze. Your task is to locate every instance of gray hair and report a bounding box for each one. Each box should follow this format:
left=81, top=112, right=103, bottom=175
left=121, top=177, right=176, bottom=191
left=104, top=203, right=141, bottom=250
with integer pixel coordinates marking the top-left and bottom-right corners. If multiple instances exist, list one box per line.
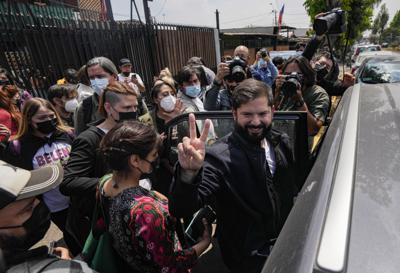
left=86, top=56, right=118, bottom=75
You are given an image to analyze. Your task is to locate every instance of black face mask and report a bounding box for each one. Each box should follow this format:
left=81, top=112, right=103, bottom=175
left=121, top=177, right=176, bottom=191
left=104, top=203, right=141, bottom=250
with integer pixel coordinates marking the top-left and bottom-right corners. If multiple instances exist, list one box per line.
left=0, top=79, right=10, bottom=86
left=0, top=202, right=51, bottom=252
left=140, top=157, right=160, bottom=175
left=122, top=72, right=130, bottom=77
left=234, top=122, right=272, bottom=144
left=36, top=118, right=57, bottom=135
left=118, top=111, right=137, bottom=122
left=315, top=66, right=329, bottom=82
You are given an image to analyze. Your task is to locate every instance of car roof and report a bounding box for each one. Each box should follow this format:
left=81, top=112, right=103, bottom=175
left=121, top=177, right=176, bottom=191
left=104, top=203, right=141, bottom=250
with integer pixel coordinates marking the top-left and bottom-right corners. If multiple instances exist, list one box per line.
left=347, top=83, right=400, bottom=272
left=355, top=52, right=400, bottom=67
left=358, top=51, right=397, bottom=57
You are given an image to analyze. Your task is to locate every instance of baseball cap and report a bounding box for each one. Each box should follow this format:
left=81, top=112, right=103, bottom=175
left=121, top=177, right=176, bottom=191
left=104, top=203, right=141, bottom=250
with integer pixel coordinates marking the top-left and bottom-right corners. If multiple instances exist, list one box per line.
left=0, top=161, right=63, bottom=209
left=119, top=58, right=131, bottom=66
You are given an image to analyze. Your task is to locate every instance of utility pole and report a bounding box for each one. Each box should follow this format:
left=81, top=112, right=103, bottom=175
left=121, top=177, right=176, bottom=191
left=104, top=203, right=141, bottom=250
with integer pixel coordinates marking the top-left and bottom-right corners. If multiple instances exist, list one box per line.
left=215, top=9, right=220, bottom=31
left=143, top=0, right=152, bottom=25
left=272, top=9, right=277, bottom=26
left=142, top=0, right=156, bottom=81
left=130, top=0, right=133, bottom=24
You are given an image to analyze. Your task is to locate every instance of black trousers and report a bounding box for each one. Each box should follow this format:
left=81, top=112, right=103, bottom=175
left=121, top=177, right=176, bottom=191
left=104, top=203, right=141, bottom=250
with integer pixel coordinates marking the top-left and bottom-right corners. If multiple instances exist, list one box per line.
left=229, top=255, right=267, bottom=273
left=50, top=208, right=81, bottom=256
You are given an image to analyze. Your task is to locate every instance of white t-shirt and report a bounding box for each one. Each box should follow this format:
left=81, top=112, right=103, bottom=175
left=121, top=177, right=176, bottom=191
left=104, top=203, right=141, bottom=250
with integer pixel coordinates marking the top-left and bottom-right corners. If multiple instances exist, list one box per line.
left=263, top=138, right=276, bottom=176
left=118, top=73, right=144, bottom=93
left=32, top=141, right=71, bottom=213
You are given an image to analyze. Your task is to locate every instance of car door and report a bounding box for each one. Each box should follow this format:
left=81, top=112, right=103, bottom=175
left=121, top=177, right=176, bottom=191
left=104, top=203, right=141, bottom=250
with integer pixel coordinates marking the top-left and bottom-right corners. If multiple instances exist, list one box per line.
left=164, top=111, right=309, bottom=189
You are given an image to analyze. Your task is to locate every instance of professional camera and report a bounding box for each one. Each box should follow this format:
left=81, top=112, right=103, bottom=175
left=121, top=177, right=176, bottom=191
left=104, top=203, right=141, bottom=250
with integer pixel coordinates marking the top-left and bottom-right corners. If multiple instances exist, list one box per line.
left=313, top=8, right=346, bottom=36
left=281, top=72, right=303, bottom=97
left=259, top=48, right=269, bottom=58
left=225, top=56, right=247, bottom=82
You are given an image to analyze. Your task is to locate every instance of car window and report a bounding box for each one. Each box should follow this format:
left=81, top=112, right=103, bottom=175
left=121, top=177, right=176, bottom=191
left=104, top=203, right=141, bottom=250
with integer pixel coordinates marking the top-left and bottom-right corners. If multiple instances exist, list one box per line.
left=360, top=60, right=400, bottom=83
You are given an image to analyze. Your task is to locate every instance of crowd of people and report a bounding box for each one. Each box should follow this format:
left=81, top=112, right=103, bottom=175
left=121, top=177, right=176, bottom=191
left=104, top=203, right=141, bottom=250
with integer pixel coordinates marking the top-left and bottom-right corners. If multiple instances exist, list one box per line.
left=0, top=29, right=356, bottom=273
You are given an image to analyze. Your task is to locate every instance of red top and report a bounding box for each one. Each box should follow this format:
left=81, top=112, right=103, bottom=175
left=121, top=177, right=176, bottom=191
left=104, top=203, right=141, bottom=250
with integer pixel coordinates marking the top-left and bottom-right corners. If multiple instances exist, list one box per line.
left=0, top=108, right=18, bottom=141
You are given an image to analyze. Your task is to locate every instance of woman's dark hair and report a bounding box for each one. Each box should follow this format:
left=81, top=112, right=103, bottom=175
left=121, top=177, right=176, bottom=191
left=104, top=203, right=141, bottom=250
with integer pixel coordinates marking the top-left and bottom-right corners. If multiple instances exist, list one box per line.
left=232, top=78, right=273, bottom=110
left=191, top=65, right=208, bottom=87
left=77, top=65, right=90, bottom=85
left=272, top=56, right=284, bottom=67
left=282, top=56, right=316, bottom=88
left=100, top=121, right=160, bottom=173
left=0, top=85, right=21, bottom=128
left=47, top=84, right=78, bottom=105
left=63, top=68, right=78, bottom=84
left=176, top=66, right=198, bottom=85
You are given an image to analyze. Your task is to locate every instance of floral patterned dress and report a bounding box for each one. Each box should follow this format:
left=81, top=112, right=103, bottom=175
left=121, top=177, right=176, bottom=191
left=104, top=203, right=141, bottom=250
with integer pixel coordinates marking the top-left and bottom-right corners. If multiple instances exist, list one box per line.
left=101, top=176, right=197, bottom=273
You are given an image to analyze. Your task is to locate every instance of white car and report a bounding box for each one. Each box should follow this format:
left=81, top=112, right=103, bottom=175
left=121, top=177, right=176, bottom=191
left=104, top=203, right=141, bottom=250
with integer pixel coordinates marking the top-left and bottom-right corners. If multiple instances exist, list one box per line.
left=351, top=50, right=396, bottom=74
left=351, top=44, right=381, bottom=64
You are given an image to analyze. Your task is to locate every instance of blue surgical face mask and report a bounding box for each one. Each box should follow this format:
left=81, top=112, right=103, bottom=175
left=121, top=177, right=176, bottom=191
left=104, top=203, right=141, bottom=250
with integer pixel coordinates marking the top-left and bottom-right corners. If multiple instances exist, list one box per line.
left=90, top=78, right=109, bottom=96
left=258, top=59, right=267, bottom=69
left=184, top=84, right=201, bottom=98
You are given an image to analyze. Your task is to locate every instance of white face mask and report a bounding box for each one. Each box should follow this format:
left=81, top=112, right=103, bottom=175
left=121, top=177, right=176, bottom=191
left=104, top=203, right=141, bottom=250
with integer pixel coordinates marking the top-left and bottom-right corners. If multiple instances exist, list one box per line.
left=64, top=98, right=79, bottom=113
left=159, top=95, right=176, bottom=112
left=90, top=78, right=109, bottom=96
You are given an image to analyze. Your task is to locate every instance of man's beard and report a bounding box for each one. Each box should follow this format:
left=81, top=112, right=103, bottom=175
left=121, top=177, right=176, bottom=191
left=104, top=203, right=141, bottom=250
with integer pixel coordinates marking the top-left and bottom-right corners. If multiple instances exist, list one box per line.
left=234, top=121, right=272, bottom=144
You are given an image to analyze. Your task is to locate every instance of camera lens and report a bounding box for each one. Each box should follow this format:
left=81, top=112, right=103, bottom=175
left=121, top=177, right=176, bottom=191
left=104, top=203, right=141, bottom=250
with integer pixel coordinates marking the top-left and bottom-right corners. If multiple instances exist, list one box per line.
left=231, top=65, right=246, bottom=82
left=282, top=78, right=299, bottom=97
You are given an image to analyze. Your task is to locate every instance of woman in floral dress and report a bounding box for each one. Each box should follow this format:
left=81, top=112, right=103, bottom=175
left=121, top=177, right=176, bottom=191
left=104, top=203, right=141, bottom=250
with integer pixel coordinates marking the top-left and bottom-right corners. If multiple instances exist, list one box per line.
left=98, top=120, right=211, bottom=272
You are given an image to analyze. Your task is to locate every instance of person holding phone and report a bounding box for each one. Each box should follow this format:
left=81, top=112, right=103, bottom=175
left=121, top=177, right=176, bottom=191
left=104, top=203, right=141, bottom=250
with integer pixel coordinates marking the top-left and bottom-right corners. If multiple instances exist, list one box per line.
left=118, top=58, right=148, bottom=116
left=170, top=79, right=297, bottom=273
left=118, top=58, right=145, bottom=94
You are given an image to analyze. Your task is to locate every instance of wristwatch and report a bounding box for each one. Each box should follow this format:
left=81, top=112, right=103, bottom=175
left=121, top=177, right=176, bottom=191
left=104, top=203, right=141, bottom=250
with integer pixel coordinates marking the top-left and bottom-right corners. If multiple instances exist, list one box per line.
left=294, top=98, right=305, bottom=108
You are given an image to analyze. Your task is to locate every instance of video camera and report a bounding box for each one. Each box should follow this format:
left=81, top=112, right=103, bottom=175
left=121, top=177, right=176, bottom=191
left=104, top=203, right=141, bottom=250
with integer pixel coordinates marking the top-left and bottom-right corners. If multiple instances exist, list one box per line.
left=225, top=56, right=247, bottom=82
left=313, top=8, right=346, bottom=36
left=282, top=72, right=303, bottom=97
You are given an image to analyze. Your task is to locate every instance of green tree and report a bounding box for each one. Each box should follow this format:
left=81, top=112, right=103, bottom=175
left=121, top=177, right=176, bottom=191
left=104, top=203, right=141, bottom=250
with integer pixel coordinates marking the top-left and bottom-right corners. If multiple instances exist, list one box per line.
left=303, top=0, right=381, bottom=43
left=371, top=4, right=389, bottom=43
left=385, top=10, right=400, bottom=45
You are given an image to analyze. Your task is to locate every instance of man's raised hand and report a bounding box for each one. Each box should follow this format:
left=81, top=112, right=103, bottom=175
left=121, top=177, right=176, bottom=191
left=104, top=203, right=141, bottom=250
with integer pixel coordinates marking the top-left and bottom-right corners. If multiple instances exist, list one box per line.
left=178, top=113, right=211, bottom=171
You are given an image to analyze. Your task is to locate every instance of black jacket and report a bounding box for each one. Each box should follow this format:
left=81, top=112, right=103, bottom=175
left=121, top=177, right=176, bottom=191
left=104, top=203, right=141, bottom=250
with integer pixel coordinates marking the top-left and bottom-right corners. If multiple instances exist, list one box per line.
left=204, top=83, right=233, bottom=111
left=60, top=125, right=107, bottom=250
left=169, top=129, right=297, bottom=270
left=0, top=130, right=74, bottom=170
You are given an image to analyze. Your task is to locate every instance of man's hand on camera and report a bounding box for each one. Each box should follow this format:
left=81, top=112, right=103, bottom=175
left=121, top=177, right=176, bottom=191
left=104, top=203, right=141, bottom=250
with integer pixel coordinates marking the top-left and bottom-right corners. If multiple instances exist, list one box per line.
left=215, top=62, right=230, bottom=84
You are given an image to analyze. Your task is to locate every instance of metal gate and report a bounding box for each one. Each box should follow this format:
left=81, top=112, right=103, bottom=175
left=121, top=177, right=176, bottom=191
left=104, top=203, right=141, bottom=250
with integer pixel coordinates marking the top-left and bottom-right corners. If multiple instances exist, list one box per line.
left=0, top=1, right=217, bottom=99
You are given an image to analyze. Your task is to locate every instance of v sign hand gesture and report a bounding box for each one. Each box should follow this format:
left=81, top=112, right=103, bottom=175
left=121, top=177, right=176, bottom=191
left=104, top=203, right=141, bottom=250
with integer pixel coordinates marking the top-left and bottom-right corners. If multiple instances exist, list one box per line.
left=178, top=113, right=212, bottom=171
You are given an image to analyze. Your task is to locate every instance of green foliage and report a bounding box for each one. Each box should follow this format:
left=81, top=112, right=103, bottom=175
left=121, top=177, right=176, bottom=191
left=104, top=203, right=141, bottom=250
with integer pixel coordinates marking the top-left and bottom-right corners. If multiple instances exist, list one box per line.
left=389, top=10, right=400, bottom=29
left=371, top=4, right=389, bottom=43
left=383, top=10, right=400, bottom=45
left=303, top=0, right=381, bottom=44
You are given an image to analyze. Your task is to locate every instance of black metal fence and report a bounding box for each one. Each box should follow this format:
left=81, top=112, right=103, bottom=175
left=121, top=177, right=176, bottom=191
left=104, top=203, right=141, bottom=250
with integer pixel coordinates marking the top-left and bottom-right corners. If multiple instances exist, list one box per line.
left=0, top=1, right=217, bottom=99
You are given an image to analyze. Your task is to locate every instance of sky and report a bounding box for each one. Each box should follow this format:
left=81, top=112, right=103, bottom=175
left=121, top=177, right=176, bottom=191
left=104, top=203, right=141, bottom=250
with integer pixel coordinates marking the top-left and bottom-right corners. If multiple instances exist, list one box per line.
left=111, top=0, right=400, bottom=31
